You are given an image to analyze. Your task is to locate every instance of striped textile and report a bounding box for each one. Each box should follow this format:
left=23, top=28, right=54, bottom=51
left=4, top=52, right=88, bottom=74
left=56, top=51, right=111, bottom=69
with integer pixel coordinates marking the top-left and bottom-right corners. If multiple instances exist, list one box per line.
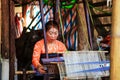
left=62, top=5, right=78, bottom=50
left=26, top=4, right=53, bottom=30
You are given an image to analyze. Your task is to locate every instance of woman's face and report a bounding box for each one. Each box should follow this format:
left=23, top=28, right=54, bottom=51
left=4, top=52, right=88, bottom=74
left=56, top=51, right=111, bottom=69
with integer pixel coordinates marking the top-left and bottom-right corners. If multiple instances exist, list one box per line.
left=46, top=27, right=58, bottom=42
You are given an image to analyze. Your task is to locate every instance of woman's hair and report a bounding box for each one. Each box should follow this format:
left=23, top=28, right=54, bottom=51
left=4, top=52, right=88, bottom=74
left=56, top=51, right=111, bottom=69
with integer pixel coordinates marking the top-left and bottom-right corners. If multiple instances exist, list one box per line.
left=45, top=20, right=59, bottom=32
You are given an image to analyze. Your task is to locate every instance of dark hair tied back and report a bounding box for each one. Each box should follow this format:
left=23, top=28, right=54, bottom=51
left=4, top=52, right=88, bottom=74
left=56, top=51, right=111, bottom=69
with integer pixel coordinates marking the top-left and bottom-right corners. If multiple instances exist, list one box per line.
left=45, top=20, right=59, bottom=31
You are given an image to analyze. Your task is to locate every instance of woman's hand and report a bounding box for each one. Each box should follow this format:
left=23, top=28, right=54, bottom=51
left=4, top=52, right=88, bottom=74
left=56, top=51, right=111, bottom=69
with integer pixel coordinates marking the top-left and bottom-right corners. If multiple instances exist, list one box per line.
left=37, top=65, right=46, bottom=74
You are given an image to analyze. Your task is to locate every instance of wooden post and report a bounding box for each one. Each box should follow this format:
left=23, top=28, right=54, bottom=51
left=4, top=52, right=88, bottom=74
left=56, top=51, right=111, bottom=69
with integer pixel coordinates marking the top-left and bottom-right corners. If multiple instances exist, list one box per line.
left=76, top=3, right=90, bottom=50
left=0, top=0, right=1, bottom=56
left=110, top=0, right=120, bottom=80
left=1, top=0, right=10, bottom=80
left=0, top=0, right=2, bottom=79
left=1, top=0, right=9, bottom=59
left=1, top=0, right=16, bottom=79
left=9, top=0, right=16, bottom=80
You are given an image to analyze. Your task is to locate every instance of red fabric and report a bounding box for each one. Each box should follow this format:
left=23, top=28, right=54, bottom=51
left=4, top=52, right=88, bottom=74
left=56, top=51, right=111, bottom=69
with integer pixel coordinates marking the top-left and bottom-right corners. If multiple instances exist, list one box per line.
left=101, top=35, right=111, bottom=46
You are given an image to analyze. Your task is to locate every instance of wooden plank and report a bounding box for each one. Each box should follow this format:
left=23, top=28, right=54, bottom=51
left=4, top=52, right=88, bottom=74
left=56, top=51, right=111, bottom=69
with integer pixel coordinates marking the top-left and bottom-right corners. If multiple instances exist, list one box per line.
left=110, top=0, right=120, bottom=80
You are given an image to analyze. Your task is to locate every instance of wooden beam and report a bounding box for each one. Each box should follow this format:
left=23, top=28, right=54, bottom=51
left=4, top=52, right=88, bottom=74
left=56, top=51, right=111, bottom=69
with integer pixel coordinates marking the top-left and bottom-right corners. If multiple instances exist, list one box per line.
left=89, top=1, right=107, bottom=7
left=95, top=23, right=111, bottom=27
left=110, top=0, right=120, bottom=80
left=92, top=13, right=111, bottom=18
left=15, top=70, right=35, bottom=75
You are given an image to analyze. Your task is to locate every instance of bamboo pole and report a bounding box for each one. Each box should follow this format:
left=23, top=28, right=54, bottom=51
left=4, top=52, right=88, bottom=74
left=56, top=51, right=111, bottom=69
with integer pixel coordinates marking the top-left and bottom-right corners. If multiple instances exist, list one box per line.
left=110, top=0, right=120, bottom=80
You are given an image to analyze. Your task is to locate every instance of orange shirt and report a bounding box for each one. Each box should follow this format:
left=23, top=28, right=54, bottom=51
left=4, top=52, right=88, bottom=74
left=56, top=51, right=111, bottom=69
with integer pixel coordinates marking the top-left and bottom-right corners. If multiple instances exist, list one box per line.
left=32, top=39, right=67, bottom=68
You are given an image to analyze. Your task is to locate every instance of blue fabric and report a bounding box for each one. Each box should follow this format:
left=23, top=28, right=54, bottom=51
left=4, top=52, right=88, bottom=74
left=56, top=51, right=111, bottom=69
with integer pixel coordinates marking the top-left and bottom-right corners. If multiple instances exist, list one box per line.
left=66, top=60, right=110, bottom=65
left=66, top=66, right=110, bottom=74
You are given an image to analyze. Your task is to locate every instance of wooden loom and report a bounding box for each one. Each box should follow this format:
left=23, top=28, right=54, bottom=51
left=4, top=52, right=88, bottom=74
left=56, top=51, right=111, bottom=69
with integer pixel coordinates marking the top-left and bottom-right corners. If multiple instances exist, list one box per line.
left=14, top=51, right=109, bottom=80
left=56, top=51, right=110, bottom=80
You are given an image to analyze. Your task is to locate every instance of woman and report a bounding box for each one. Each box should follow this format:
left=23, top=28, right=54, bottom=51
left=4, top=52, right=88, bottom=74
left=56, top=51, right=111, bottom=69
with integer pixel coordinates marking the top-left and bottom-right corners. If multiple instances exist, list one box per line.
left=32, top=20, right=67, bottom=79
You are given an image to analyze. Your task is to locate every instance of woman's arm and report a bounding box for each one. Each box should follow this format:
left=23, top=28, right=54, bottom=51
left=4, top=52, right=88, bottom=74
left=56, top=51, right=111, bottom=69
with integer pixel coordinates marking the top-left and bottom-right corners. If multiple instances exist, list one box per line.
left=32, top=41, right=46, bottom=74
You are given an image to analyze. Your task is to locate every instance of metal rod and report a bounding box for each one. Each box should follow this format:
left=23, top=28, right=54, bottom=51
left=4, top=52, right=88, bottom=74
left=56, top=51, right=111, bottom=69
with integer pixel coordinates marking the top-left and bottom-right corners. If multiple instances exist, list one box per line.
left=39, top=0, right=48, bottom=59
left=82, top=0, right=93, bottom=50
